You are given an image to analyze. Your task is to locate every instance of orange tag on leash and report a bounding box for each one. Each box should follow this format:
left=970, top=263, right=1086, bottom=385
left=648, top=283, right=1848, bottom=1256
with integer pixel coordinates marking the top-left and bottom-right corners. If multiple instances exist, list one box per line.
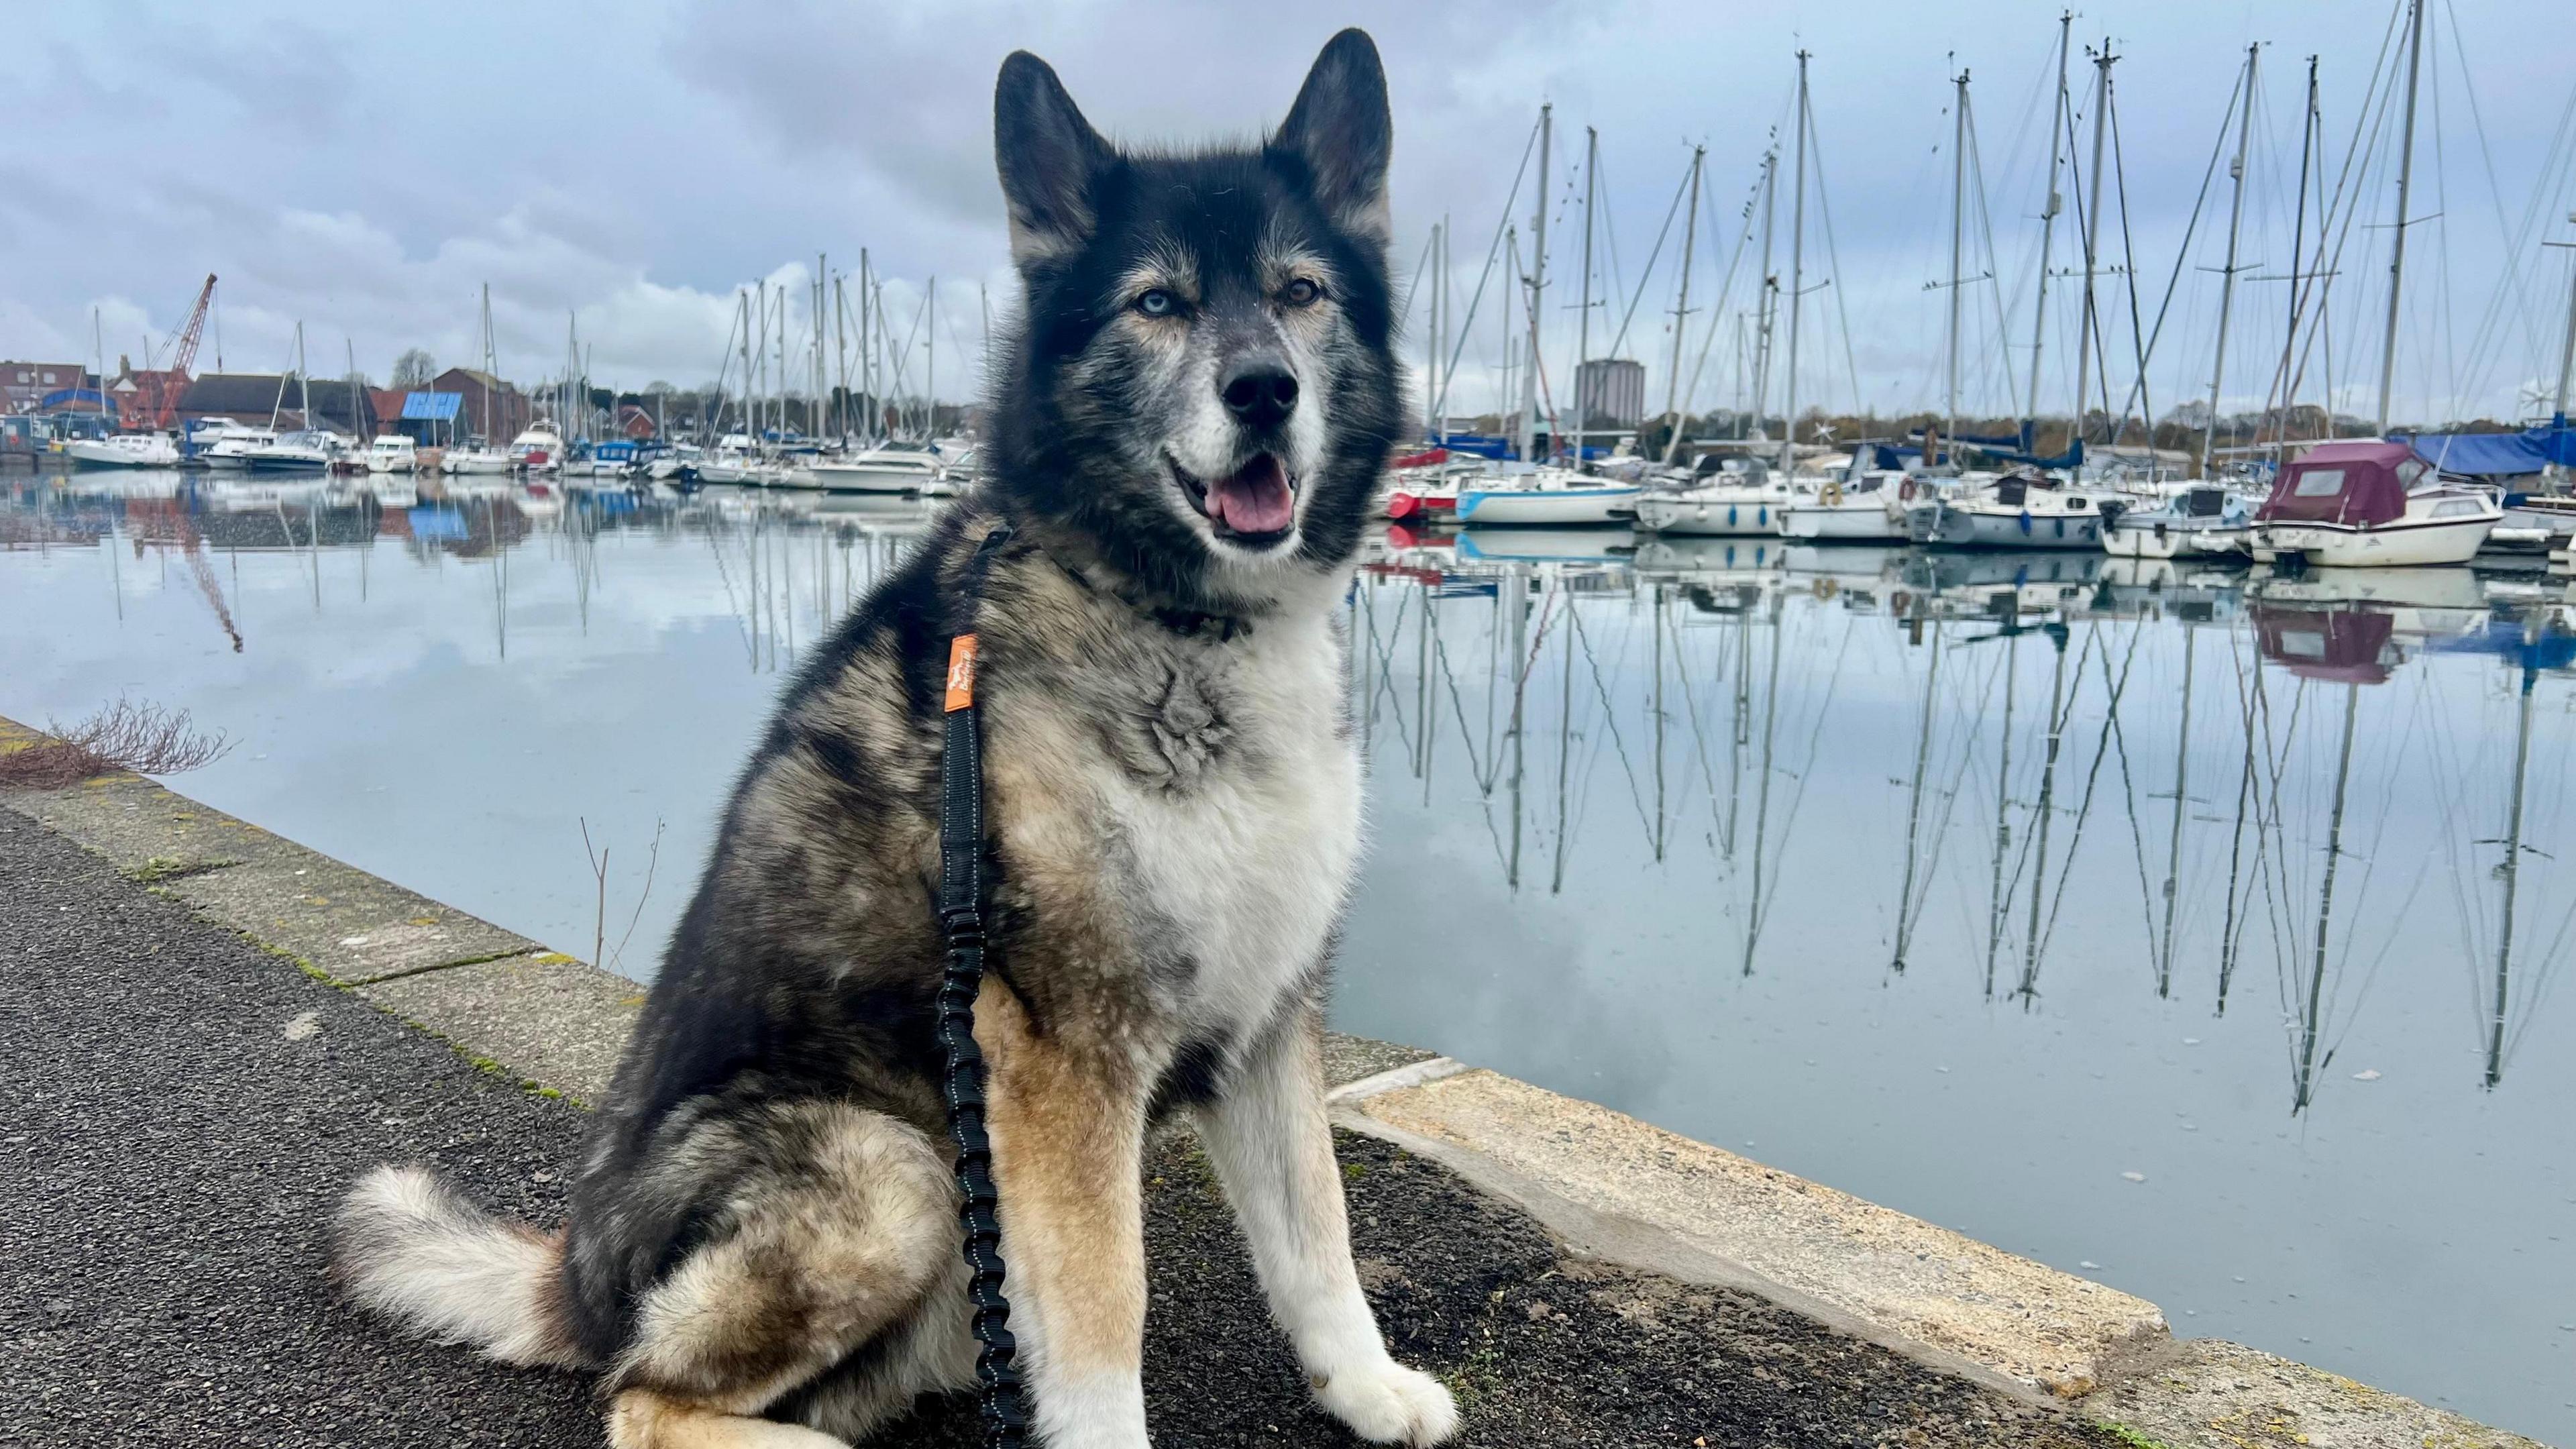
left=944, top=635, right=980, bottom=712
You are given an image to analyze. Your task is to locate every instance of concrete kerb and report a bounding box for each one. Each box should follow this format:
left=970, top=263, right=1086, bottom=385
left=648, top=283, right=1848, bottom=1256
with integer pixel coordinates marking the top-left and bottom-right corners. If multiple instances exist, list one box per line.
left=0, top=731, right=2548, bottom=1449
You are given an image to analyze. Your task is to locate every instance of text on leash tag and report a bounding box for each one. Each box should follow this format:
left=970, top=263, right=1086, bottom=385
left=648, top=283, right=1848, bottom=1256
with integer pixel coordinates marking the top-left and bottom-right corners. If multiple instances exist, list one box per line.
left=945, top=635, right=980, bottom=712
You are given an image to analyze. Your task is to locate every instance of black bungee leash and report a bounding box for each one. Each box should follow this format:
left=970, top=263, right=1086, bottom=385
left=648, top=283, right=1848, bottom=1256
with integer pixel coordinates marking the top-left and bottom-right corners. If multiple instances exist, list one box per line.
left=934, top=521, right=1031, bottom=1447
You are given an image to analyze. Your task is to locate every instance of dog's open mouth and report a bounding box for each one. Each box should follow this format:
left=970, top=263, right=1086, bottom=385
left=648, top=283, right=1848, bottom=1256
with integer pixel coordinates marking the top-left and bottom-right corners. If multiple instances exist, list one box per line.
left=1170, top=453, right=1297, bottom=547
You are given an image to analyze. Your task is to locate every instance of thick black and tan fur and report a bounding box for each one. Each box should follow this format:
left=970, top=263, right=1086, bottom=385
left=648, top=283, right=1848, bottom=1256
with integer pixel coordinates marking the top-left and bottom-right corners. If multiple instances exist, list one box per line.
left=332, top=29, right=1458, bottom=1449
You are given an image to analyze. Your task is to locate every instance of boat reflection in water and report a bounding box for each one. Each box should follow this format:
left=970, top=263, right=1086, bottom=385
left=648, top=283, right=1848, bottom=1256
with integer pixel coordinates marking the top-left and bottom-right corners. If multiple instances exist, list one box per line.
left=6, top=470, right=2575, bottom=1444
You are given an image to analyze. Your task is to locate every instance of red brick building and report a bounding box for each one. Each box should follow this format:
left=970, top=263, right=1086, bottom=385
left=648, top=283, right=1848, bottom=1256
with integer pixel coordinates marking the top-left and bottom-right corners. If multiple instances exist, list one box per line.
left=433, top=367, right=529, bottom=445
left=3, top=361, right=95, bottom=415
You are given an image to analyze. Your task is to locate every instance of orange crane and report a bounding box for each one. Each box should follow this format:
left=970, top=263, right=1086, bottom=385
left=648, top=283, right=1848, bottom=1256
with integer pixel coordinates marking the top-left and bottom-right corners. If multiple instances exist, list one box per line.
left=144, top=274, right=217, bottom=430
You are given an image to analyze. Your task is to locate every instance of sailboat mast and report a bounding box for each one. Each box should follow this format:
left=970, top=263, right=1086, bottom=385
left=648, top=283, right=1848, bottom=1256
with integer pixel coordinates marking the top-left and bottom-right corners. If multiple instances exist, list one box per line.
left=859, top=250, right=874, bottom=439
left=2276, top=58, right=2322, bottom=466
left=1662, top=146, right=1705, bottom=465
left=926, top=276, right=938, bottom=441
left=2377, top=0, right=2426, bottom=435
left=1523, top=103, right=1551, bottom=466
left=2024, top=13, right=2072, bottom=447
left=1781, top=50, right=1811, bottom=478
left=1426, top=219, right=1444, bottom=439
left=2202, top=44, right=2261, bottom=478
left=2549, top=222, right=2576, bottom=433
left=1749, top=148, right=1778, bottom=444
left=1574, top=127, right=1597, bottom=468
left=2074, top=42, right=2112, bottom=445
left=1436, top=215, right=1450, bottom=431
left=1946, top=69, right=1969, bottom=450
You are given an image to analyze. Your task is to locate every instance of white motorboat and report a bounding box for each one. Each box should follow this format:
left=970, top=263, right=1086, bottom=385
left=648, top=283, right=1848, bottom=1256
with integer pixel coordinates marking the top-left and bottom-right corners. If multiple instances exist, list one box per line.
left=63, top=432, right=182, bottom=468
left=508, top=423, right=568, bottom=472
left=808, top=445, right=945, bottom=494
left=365, top=435, right=419, bottom=473
left=443, top=447, right=516, bottom=475
left=197, top=425, right=280, bottom=468
left=2247, top=440, right=2501, bottom=568
left=1906, top=470, right=2117, bottom=549
left=241, top=429, right=339, bottom=472
left=1454, top=469, right=1641, bottom=526
left=2101, top=483, right=2253, bottom=559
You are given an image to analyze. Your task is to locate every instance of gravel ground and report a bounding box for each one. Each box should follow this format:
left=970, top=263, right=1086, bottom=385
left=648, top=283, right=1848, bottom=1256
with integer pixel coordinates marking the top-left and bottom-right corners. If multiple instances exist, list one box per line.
left=0, top=806, right=2120, bottom=1448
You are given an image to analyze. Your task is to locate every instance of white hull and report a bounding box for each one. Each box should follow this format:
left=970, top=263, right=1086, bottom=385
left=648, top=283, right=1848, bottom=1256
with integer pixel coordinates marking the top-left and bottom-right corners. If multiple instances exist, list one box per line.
left=64, top=437, right=181, bottom=468
left=1909, top=502, right=2106, bottom=549
left=444, top=451, right=516, bottom=474
left=807, top=462, right=933, bottom=494
left=1454, top=485, right=1641, bottom=526
left=1632, top=488, right=1789, bottom=535
left=1778, top=501, right=1907, bottom=541
left=2102, top=523, right=2250, bottom=559
left=2249, top=515, right=2497, bottom=567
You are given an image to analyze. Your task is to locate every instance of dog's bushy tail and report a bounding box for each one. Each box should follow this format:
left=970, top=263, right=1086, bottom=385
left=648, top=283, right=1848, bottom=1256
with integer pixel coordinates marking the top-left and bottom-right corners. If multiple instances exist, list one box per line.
left=331, top=1165, right=590, bottom=1370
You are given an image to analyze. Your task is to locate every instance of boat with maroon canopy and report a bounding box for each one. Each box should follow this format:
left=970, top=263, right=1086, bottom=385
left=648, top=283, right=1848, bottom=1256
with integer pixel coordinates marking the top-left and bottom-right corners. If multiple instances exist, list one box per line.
left=2247, top=439, right=2500, bottom=567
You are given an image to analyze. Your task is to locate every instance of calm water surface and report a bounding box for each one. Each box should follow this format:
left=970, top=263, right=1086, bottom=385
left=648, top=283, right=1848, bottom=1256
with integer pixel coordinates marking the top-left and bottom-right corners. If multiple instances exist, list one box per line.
left=4, top=470, right=2570, bottom=1440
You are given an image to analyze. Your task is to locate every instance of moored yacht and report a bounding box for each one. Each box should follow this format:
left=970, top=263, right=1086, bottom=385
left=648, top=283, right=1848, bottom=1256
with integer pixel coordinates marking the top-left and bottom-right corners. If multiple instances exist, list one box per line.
left=2247, top=439, right=2501, bottom=568
left=1907, top=469, right=2117, bottom=549
left=2102, top=482, right=2253, bottom=559
left=1778, top=469, right=1913, bottom=542
left=1454, top=467, right=1641, bottom=526
left=241, top=429, right=340, bottom=472
left=508, top=423, right=568, bottom=472
left=808, top=443, right=945, bottom=494
left=63, top=432, right=182, bottom=468
left=366, top=435, right=419, bottom=473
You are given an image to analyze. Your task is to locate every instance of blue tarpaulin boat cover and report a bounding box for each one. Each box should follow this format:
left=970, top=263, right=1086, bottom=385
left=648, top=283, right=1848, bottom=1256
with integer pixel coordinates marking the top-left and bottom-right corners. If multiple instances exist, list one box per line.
left=2399, top=422, right=2576, bottom=477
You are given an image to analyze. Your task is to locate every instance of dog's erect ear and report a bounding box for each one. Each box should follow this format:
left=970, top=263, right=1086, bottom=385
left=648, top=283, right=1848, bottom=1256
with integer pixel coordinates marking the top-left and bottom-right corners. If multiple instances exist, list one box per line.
left=1271, top=28, right=1393, bottom=244
left=995, top=50, right=1110, bottom=266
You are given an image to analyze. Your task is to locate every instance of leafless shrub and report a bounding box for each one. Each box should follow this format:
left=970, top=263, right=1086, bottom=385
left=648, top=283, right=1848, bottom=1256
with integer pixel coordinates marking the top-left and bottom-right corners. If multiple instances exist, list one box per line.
left=580, top=816, right=665, bottom=973
left=0, top=698, right=232, bottom=788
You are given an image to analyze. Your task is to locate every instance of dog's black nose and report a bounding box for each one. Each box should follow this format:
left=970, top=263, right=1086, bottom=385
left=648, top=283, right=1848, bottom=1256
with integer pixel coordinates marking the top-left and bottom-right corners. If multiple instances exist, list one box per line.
left=1220, top=361, right=1299, bottom=430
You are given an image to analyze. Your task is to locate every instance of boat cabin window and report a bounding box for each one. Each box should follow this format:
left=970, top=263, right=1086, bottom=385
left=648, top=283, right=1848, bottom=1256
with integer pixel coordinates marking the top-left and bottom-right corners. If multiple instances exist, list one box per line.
left=2292, top=466, right=2347, bottom=497
left=2185, top=488, right=2225, bottom=517
left=2397, top=460, right=2427, bottom=488
left=2430, top=498, right=2485, bottom=519
left=1994, top=478, right=2029, bottom=506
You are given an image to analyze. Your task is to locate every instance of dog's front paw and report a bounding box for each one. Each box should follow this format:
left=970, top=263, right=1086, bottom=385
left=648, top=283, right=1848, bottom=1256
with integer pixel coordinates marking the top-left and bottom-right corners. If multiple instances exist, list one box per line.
left=1312, top=1358, right=1460, bottom=1446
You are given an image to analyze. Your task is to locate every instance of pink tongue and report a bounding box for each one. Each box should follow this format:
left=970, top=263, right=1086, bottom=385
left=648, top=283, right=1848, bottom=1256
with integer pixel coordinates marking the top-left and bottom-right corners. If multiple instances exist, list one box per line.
left=1210, top=456, right=1293, bottom=533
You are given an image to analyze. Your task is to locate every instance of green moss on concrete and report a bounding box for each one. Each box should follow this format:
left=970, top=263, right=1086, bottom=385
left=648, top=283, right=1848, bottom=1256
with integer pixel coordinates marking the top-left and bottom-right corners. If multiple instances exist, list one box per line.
left=2096, top=1423, right=2180, bottom=1449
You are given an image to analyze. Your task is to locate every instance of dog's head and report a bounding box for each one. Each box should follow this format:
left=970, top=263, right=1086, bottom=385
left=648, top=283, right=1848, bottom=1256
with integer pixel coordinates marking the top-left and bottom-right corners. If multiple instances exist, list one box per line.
left=985, top=29, right=1401, bottom=609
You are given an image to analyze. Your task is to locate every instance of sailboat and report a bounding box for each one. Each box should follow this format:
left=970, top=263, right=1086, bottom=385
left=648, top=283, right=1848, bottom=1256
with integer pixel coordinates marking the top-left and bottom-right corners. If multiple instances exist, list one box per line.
left=446, top=285, right=516, bottom=474
left=64, top=433, right=180, bottom=468
left=2102, top=483, right=2252, bottom=558
left=1457, top=107, right=1642, bottom=528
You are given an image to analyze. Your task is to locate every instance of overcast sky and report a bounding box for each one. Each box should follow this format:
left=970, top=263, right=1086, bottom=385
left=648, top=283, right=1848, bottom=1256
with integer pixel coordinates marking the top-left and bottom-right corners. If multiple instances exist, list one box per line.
left=7, top=0, right=2573, bottom=429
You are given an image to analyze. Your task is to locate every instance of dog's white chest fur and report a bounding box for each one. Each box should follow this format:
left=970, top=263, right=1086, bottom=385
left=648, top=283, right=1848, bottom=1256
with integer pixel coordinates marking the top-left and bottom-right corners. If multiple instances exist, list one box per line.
left=1097, top=606, right=1360, bottom=1042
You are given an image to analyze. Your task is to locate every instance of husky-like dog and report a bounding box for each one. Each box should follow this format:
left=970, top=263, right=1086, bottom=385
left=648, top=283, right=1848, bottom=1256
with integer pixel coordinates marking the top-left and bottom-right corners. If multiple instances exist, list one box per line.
left=333, top=28, right=1458, bottom=1449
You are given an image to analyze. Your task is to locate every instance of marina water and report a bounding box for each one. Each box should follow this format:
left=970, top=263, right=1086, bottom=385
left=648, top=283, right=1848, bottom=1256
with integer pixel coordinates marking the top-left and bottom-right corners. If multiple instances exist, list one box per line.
left=3, top=472, right=2569, bottom=1442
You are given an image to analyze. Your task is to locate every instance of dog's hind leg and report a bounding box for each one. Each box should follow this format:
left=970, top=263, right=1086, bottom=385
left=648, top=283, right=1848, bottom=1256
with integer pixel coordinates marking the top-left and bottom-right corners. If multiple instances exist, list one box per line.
left=602, top=1101, right=967, bottom=1449
left=1197, top=1006, right=1460, bottom=1446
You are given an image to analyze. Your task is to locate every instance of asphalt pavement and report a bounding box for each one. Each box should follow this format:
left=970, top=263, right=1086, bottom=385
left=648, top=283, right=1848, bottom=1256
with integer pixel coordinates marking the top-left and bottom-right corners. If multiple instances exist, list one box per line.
left=0, top=806, right=2121, bottom=1448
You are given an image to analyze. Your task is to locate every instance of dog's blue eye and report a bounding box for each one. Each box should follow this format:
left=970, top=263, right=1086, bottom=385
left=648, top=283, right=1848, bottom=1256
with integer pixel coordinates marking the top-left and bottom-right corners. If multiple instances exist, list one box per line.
left=1283, top=278, right=1321, bottom=306
left=1136, top=289, right=1175, bottom=317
